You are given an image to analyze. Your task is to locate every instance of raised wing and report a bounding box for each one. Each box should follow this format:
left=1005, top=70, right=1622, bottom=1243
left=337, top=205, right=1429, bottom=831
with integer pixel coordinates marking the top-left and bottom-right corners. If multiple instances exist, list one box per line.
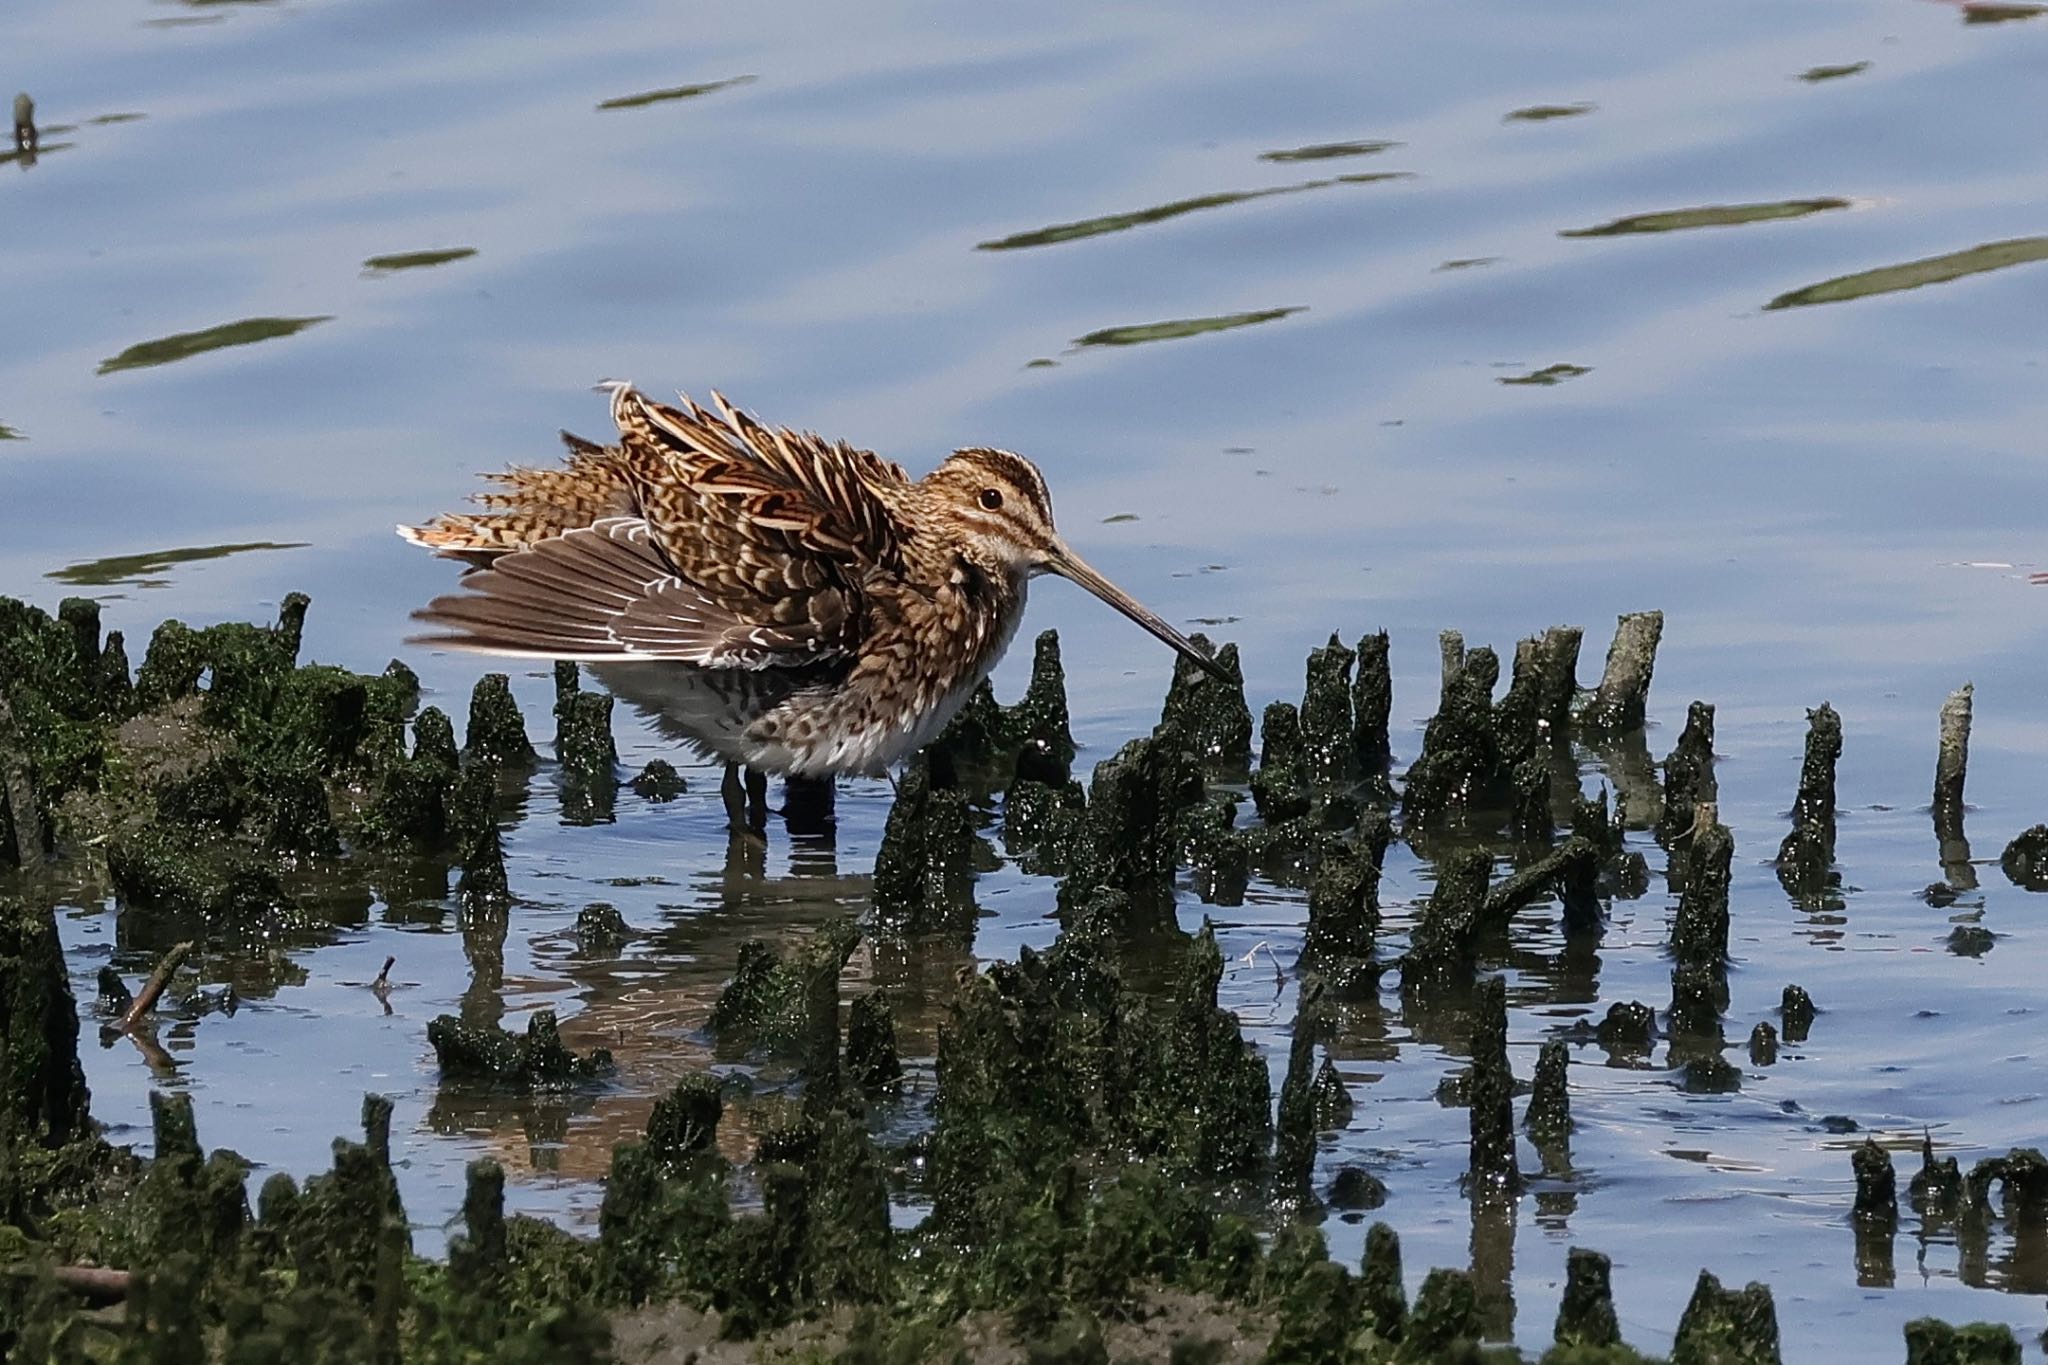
left=409, top=517, right=852, bottom=668
left=606, top=384, right=912, bottom=568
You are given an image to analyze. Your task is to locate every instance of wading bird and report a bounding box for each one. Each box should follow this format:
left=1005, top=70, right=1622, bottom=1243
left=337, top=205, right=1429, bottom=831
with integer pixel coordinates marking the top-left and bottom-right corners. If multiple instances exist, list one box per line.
left=400, top=383, right=1225, bottom=830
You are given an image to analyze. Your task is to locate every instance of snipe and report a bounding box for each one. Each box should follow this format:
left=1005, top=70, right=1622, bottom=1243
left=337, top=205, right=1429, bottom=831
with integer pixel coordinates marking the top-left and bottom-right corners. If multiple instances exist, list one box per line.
left=400, top=383, right=1225, bottom=829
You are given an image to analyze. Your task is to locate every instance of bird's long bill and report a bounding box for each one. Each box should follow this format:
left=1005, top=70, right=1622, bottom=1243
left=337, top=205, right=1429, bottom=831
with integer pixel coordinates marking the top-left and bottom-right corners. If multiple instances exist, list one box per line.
left=1046, top=543, right=1233, bottom=682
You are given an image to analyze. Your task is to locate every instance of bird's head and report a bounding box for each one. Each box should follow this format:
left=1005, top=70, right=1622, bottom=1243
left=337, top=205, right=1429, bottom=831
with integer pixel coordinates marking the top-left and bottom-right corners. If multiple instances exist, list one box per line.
left=926, top=446, right=1230, bottom=681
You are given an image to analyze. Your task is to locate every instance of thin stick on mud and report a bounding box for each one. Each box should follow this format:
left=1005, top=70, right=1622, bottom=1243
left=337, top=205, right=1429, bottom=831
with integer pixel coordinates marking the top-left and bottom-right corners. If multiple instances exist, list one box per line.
left=3, top=1263, right=133, bottom=1305
left=110, top=941, right=192, bottom=1036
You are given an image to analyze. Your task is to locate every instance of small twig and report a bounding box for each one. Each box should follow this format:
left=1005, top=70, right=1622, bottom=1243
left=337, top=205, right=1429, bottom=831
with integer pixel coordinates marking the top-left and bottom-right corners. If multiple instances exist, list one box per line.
left=1239, top=939, right=1288, bottom=986
left=2, top=1263, right=132, bottom=1305
left=372, top=955, right=396, bottom=992
left=110, top=941, right=192, bottom=1036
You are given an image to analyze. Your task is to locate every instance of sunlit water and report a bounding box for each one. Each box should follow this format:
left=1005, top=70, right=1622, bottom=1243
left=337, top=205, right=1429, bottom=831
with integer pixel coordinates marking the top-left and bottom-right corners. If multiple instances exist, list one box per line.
left=7, top=0, right=2048, bottom=1356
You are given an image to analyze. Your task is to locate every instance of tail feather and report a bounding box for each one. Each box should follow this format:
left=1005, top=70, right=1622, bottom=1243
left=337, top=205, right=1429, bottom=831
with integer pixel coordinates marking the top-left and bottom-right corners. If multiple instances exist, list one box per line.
left=397, top=431, right=637, bottom=565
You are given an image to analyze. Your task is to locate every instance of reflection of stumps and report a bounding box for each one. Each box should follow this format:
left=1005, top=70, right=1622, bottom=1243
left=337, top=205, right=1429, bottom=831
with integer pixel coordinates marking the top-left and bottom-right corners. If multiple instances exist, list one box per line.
left=1933, top=684, right=1975, bottom=890
left=1579, top=610, right=1663, bottom=735
left=1781, top=984, right=1816, bottom=1043
left=1553, top=1247, right=1620, bottom=1349
left=1852, top=1138, right=1898, bottom=1288
left=1776, top=703, right=1842, bottom=899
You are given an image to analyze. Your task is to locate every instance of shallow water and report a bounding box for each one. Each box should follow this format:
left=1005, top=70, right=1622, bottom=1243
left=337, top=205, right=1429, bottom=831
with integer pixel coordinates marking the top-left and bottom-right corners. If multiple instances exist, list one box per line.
left=7, top=0, right=2048, bottom=1356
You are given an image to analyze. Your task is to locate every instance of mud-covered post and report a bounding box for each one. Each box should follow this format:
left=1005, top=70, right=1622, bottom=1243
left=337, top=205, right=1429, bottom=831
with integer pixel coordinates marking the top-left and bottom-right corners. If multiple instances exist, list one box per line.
left=1660, top=701, right=1717, bottom=844
left=12, top=92, right=34, bottom=156
left=1299, top=634, right=1357, bottom=789
left=0, top=696, right=45, bottom=867
left=1352, top=630, right=1393, bottom=776
left=1579, top=610, right=1662, bottom=735
left=1525, top=1039, right=1571, bottom=1174
left=0, top=896, right=93, bottom=1168
left=1468, top=975, right=1521, bottom=1201
left=1671, top=804, right=1733, bottom=966
left=1776, top=703, right=1842, bottom=899
left=1933, top=683, right=1974, bottom=890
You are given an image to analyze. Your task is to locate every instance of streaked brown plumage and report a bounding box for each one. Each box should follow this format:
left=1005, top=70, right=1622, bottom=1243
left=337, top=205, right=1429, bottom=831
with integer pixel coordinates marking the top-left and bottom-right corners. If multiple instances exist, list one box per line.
left=400, top=383, right=1225, bottom=797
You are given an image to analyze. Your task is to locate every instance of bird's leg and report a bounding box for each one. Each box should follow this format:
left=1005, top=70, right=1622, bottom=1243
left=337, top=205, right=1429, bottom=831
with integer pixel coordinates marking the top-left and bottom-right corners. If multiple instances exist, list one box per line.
left=744, top=767, right=769, bottom=836
left=782, top=774, right=837, bottom=838
left=721, top=762, right=747, bottom=833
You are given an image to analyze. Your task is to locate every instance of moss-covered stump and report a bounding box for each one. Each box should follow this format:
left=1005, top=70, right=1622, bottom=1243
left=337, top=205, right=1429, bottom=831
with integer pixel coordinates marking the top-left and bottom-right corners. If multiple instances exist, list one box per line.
left=1352, top=629, right=1394, bottom=776
left=1298, top=634, right=1358, bottom=790
left=1660, top=701, right=1718, bottom=843
left=1301, top=841, right=1381, bottom=984
left=1775, top=702, right=1842, bottom=900
left=1400, top=847, right=1492, bottom=996
left=461, top=672, right=535, bottom=769
left=0, top=593, right=504, bottom=938
left=1079, top=733, right=1205, bottom=896
left=706, top=919, right=859, bottom=1067
left=1554, top=1247, right=1621, bottom=1350
left=1402, top=645, right=1504, bottom=828
left=1671, top=810, right=1734, bottom=966
left=0, top=895, right=101, bottom=1229
left=845, top=989, right=903, bottom=1093
left=872, top=757, right=982, bottom=935
left=926, top=629, right=1078, bottom=791
left=1999, top=825, right=2048, bottom=891
left=427, top=1008, right=613, bottom=1083
left=1158, top=633, right=1253, bottom=777
left=1671, top=1270, right=1780, bottom=1365
left=1110, top=925, right=1273, bottom=1183
left=1903, top=1318, right=2023, bottom=1364
left=1578, top=610, right=1663, bottom=736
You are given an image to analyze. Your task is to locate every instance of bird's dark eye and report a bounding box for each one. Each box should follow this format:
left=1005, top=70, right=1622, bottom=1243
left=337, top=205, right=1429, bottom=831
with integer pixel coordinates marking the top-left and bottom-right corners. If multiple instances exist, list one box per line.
left=979, top=488, right=1004, bottom=510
